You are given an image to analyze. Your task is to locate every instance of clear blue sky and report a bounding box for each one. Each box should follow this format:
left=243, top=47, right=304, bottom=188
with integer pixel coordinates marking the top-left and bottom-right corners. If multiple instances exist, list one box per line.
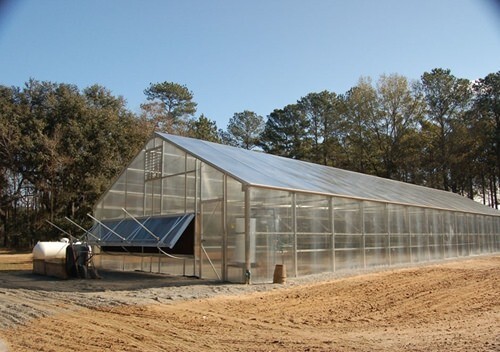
left=0, top=0, right=499, bottom=128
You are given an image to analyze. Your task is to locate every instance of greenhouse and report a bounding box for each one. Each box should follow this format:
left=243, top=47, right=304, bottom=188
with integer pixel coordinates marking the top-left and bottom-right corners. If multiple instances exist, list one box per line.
left=90, top=132, right=500, bottom=283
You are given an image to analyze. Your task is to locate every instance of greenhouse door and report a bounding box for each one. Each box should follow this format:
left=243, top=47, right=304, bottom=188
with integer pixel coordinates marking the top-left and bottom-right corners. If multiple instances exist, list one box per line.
left=199, top=199, right=224, bottom=280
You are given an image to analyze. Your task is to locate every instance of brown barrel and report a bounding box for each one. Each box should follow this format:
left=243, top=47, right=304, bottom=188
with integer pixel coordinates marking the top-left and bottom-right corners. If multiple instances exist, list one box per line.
left=273, top=264, right=287, bottom=284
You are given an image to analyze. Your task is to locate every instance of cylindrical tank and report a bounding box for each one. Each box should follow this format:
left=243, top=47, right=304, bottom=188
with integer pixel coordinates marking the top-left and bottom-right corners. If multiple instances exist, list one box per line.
left=32, top=241, right=69, bottom=260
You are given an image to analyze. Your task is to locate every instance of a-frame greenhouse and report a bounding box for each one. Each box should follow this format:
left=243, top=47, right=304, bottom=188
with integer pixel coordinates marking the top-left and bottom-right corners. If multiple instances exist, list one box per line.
left=90, top=133, right=500, bottom=283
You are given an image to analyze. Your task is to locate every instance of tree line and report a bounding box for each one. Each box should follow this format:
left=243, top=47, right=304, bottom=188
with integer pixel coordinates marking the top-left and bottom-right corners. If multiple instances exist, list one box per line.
left=0, top=68, right=499, bottom=247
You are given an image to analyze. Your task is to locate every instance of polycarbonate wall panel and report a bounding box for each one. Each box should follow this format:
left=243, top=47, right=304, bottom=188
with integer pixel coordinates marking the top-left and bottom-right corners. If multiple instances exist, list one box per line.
left=144, top=181, right=153, bottom=215
left=456, top=213, right=468, bottom=256
left=364, top=201, right=389, bottom=267
left=388, top=204, right=410, bottom=265
left=442, top=212, right=457, bottom=258
left=482, top=216, right=491, bottom=252
left=409, top=207, right=428, bottom=262
left=486, top=217, right=493, bottom=252
left=226, top=176, right=246, bottom=283
left=467, top=214, right=479, bottom=254
left=494, top=217, right=500, bottom=251
left=201, top=164, right=223, bottom=201
left=486, top=216, right=495, bottom=252
left=495, top=217, right=500, bottom=251
left=334, top=198, right=363, bottom=270
left=163, top=142, right=186, bottom=176
left=250, top=188, right=294, bottom=283
left=100, top=140, right=199, bottom=220
left=100, top=169, right=126, bottom=217
left=97, top=189, right=125, bottom=220
left=185, top=173, right=196, bottom=213
left=427, top=210, right=444, bottom=260
left=477, top=215, right=485, bottom=253
left=296, top=194, right=330, bottom=234
left=296, top=194, right=331, bottom=275
left=200, top=163, right=224, bottom=280
left=144, top=179, right=162, bottom=215
left=125, top=150, right=146, bottom=217
left=162, top=174, right=187, bottom=214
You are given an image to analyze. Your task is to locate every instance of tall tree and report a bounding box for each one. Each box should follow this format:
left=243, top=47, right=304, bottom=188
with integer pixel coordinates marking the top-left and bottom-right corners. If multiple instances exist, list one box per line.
left=342, top=78, right=380, bottom=175
left=226, top=110, right=264, bottom=150
left=143, top=81, right=197, bottom=134
left=189, top=114, right=221, bottom=143
left=420, top=68, right=472, bottom=191
left=375, top=74, right=425, bottom=180
left=297, top=90, right=344, bottom=166
left=260, top=104, right=311, bottom=159
left=471, top=71, right=500, bottom=207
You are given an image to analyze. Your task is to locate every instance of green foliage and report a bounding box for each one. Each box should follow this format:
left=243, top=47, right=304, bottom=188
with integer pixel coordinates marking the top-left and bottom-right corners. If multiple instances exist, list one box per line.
left=0, top=80, right=148, bottom=247
left=420, top=68, right=473, bottom=191
left=260, top=104, right=311, bottom=159
left=226, top=110, right=264, bottom=150
left=143, top=81, right=197, bottom=134
left=189, top=114, right=221, bottom=143
left=373, top=74, right=425, bottom=180
left=296, top=90, right=344, bottom=166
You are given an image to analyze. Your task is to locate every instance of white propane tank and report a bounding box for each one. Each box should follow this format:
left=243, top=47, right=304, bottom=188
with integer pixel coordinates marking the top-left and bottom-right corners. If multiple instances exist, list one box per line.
left=32, top=241, right=69, bottom=260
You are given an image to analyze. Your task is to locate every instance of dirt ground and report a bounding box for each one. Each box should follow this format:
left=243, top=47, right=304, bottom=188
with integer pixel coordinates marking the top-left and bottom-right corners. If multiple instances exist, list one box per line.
left=0, top=250, right=498, bottom=352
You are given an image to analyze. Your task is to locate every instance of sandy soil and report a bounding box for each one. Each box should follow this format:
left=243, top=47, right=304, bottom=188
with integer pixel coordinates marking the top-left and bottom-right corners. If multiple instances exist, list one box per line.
left=0, top=251, right=498, bottom=352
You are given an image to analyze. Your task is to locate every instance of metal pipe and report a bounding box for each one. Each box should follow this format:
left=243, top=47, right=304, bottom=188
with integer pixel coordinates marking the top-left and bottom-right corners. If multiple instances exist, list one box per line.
left=45, top=219, right=77, bottom=242
left=121, top=208, right=160, bottom=241
left=64, top=216, right=100, bottom=242
left=86, top=213, right=127, bottom=241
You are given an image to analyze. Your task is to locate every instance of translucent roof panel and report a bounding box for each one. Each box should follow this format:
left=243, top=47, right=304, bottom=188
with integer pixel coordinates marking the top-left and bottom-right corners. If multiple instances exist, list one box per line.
left=158, top=133, right=500, bottom=216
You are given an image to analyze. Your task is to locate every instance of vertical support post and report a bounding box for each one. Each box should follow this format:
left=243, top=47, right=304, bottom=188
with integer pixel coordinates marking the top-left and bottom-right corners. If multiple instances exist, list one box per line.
left=292, top=192, right=297, bottom=277
left=329, top=197, right=335, bottom=272
left=160, top=141, right=165, bottom=215
left=425, top=209, right=430, bottom=261
left=361, top=201, right=366, bottom=269
left=408, top=208, right=413, bottom=263
left=465, top=214, right=470, bottom=256
left=161, top=177, right=165, bottom=215
left=197, top=161, right=203, bottom=278
left=244, top=186, right=251, bottom=282
left=124, top=164, right=128, bottom=219
left=184, top=152, right=188, bottom=213
left=143, top=148, right=148, bottom=218
left=222, top=175, right=228, bottom=281
left=454, top=213, right=459, bottom=257
left=143, top=180, right=147, bottom=218
left=387, top=203, right=391, bottom=266
left=441, top=212, right=446, bottom=259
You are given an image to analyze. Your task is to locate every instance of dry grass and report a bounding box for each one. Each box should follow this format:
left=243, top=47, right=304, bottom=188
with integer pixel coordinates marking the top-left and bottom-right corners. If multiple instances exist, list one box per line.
left=0, top=249, right=32, bottom=271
